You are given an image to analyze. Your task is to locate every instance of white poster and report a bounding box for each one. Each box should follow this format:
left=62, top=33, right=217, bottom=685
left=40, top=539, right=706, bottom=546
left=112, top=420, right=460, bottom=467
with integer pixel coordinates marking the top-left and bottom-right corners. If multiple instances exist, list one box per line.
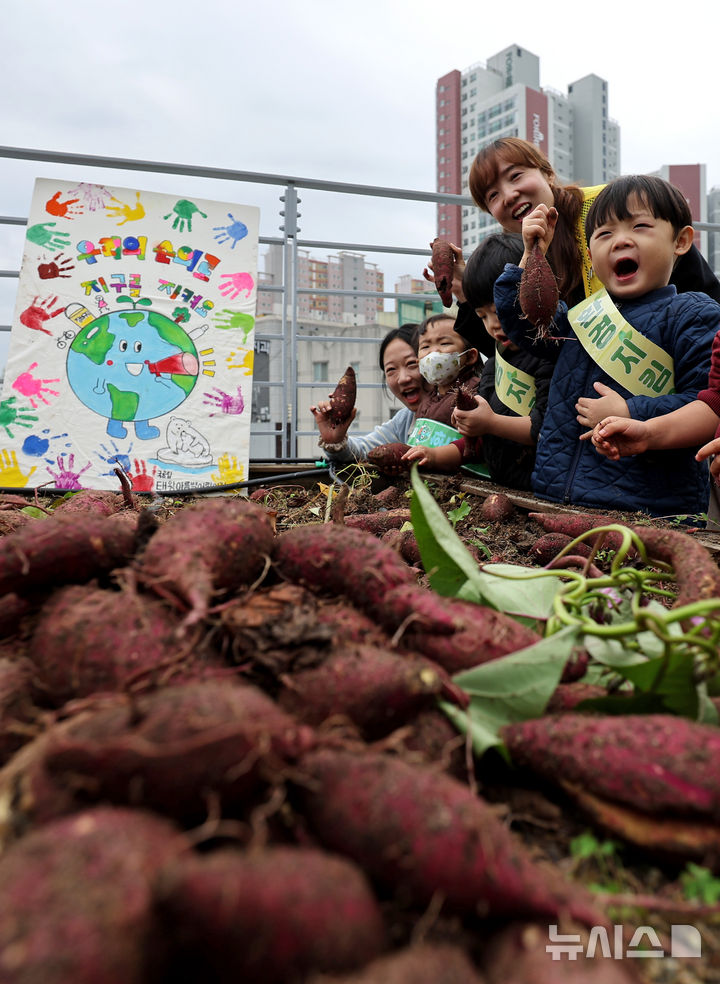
left=0, top=178, right=259, bottom=493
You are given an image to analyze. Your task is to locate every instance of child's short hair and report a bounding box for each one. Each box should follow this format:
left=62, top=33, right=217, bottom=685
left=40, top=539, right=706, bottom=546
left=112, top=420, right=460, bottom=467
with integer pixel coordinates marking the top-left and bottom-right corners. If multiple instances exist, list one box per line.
left=586, top=175, right=693, bottom=239
left=462, top=233, right=524, bottom=310
left=417, top=311, right=479, bottom=351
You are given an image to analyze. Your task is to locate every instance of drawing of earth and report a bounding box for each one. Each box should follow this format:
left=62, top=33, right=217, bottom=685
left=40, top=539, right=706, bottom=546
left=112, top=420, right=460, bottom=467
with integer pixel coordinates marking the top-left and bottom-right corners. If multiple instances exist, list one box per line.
left=66, top=307, right=199, bottom=440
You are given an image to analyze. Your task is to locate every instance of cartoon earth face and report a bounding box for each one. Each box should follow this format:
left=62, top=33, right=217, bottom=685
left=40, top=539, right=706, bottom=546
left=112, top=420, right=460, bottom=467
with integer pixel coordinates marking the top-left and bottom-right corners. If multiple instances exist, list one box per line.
left=67, top=307, right=199, bottom=425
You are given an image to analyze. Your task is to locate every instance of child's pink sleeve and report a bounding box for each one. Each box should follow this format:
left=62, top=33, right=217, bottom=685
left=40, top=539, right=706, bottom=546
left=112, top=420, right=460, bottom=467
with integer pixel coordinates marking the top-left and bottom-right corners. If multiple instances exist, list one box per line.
left=697, top=330, right=720, bottom=417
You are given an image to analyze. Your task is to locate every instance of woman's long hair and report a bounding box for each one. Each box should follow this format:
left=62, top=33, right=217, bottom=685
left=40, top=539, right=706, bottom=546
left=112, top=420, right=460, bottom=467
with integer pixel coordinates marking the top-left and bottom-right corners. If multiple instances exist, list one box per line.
left=468, top=138, right=584, bottom=301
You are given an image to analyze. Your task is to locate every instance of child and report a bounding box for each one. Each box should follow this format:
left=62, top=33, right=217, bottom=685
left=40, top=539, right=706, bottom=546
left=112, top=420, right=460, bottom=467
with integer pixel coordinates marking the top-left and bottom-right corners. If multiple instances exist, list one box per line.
left=493, top=174, right=720, bottom=517
left=404, top=234, right=554, bottom=491
left=413, top=313, right=481, bottom=425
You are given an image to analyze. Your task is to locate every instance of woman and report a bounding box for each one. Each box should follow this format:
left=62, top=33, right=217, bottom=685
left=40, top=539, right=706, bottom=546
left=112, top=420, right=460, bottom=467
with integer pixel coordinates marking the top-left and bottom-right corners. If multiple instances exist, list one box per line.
left=310, top=324, right=423, bottom=464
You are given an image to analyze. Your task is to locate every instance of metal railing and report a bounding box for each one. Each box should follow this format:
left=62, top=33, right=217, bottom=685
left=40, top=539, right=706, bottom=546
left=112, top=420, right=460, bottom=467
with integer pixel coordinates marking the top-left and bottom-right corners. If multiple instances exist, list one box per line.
left=0, top=145, right=472, bottom=462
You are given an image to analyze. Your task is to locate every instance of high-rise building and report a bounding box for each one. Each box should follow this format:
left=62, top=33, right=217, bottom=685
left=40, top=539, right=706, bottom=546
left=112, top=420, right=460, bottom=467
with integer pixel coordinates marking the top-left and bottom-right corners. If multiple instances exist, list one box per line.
left=436, top=44, right=620, bottom=253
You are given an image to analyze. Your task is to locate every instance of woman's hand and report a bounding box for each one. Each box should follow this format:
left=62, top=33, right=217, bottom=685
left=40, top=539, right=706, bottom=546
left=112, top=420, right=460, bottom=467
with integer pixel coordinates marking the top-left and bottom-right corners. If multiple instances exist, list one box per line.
left=520, top=205, right=558, bottom=261
left=310, top=399, right=356, bottom=444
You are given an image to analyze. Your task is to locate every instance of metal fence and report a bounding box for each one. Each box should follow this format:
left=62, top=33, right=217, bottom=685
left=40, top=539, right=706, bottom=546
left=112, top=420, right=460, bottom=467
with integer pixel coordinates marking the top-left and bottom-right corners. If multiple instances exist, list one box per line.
left=0, top=146, right=471, bottom=463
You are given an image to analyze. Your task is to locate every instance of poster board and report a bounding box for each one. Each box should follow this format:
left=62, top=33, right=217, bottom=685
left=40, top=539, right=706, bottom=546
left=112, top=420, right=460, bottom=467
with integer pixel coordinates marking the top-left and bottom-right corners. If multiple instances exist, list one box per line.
left=0, top=178, right=259, bottom=493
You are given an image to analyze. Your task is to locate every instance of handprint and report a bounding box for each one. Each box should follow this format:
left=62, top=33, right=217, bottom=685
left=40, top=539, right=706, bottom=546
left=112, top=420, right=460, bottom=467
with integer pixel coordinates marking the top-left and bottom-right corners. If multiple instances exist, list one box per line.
left=0, top=397, right=38, bottom=438
left=163, top=199, right=207, bottom=233
left=22, top=428, right=69, bottom=461
left=127, top=459, right=157, bottom=492
left=38, top=253, right=74, bottom=280
left=46, top=453, right=91, bottom=490
left=45, top=191, right=83, bottom=219
left=20, top=295, right=64, bottom=336
left=214, top=308, right=255, bottom=343
left=98, top=440, right=132, bottom=475
left=67, top=183, right=112, bottom=211
left=12, top=363, right=60, bottom=409
left=226, top=349, right=254, bottom=373
left=203, top=385, right=245, bottom=416
left=213, top=213, right=248, bottom=248
left=105, top=192, right=145, bottom=225
left=0, top=449, right=36, bottom=487
left=26, top=222, right=72, bottom=252
left=211, top=452, right=245, bottom=486
left=218, top=272, right=255, bottom=299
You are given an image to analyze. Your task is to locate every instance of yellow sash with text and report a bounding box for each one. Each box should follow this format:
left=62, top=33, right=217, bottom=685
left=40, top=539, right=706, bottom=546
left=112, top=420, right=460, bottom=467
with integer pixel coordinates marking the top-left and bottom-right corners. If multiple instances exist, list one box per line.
left=494, top=349, right=536, bottom=416
left=568, top=289, right=675, bottom=397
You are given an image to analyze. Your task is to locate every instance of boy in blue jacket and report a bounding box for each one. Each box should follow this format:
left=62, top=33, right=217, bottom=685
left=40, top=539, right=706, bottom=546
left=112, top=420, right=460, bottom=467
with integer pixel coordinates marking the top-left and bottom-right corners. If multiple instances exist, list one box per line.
left=493, top=174, right=720, bottom=516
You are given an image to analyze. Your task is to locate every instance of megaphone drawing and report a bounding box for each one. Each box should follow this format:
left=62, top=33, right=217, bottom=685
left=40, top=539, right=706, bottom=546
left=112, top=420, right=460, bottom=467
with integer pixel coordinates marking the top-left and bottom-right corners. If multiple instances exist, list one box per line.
left=146, top=352, right=199, bottom=376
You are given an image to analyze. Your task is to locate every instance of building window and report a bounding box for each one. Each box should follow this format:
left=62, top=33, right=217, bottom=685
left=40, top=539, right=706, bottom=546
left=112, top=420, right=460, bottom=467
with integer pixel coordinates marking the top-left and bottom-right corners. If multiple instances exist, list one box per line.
left=313, top=361, right=329, bottom=383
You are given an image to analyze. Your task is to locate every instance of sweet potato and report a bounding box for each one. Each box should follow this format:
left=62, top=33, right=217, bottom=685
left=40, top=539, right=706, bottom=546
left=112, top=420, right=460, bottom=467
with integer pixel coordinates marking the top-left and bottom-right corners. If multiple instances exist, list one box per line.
left=0, top=510, right=36, bottom=536
left=274, top=523, right=417, bottom=612
left=277, top=644, right=467, bottom=736
left=0, top=805, right=187, bottom=984
left=327, top=366, right=357, bottom=427
left=454, top=384, right=477, bottom=412
left=530, top=532, right=592, bottom=565
left=43, top=681, right=315, bottom=822
left=0, top=512, right=137, bottom=598
left=367, top=442, right=412, bottom=475
left=135, top=496, right=275, bottom=624
left=29, top=582, right=208, bottom=705
left=501, top=713, right=720, bottom=821
left=518, top=241, right=559, bottom=336
left=306, top=942, right=485, bottom=983
left=345, top=508, right=412, bottom=535
left=52, top=489, right=132, bottom=517
left=426, top=237, right=454, bottom=308
left=392, top=707, right=469, bottom=779
left=155, top=846, right=387, bottom=984
left=296, top=747, right=605, bottom=927
left=0, top=656, right=40, bottom=763
left=381, top=528, right=423, bottom=568
left=480, top=492, right=515, bottom=522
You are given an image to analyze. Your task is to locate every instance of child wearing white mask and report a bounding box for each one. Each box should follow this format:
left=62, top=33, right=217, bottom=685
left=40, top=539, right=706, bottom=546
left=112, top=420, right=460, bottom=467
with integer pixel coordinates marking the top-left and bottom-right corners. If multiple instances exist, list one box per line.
left=414, top=313, right=481, bottom=424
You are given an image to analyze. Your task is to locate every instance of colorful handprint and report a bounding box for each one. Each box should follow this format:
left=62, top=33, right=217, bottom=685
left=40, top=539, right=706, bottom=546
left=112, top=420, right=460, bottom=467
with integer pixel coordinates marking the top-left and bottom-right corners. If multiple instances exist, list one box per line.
left=163, top=199, right=207, bottom=233
left=46, top=453, right=91, bottom=490
left=26, top=223, right=72, bottom=252
left=38, top=253, right=74, bottom=280
left=0, top=397, right=38, bottom=438
left=211, top=452, right=245, bottom=485
left=67, top=183, right=112, bottom=211
left=204, top=385, right=245, bottom=416
left=12, top=363, right=61, bottom=409
left=105, top=192, right=145, bottom=225
left=218, top=272, right=255, bottom=299
left=214, top=308, right=255, bottom=343
left=0, top=449, right=36, bottom=487
left=127, top=459, right=157, bottom=492
left=19, top=296, right=64, bottom=336
left=45, top=191, right=83, bottom=219
left=213, top=213, right=248, bottom=248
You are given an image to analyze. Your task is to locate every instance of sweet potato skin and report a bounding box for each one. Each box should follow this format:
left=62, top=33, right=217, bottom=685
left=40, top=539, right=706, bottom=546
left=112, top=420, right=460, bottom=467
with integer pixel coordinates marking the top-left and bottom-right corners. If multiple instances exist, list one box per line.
left=297, top=747, right=604, bottom=927
left=327, top=366, right=357, bottom=427
left=501, top=713, right=720, bottom=821
left=518, top=241, right=559, bottom=335
left=367, top=442, right=412, bottom=475
left=155, top=846, right=387, bottom=984
left=427, top=238, right=454, bottom=307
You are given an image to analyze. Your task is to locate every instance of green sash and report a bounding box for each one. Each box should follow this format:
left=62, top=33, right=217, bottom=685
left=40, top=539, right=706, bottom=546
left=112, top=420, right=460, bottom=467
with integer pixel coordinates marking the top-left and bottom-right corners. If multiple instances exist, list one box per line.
left=407, top=418, right=461, bottom=447
left=494, top=349, right=536, bottom=416
left=567, top=289, right=675, bottom=397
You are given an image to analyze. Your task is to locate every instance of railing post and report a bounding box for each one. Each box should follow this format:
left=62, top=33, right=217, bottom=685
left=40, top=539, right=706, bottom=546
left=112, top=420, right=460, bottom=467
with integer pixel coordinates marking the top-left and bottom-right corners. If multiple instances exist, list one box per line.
left=279, top=182, right=301, bottom=460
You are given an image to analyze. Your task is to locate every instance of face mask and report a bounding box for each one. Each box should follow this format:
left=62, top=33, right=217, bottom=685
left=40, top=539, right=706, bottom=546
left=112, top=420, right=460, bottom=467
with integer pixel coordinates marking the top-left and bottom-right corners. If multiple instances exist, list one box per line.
left=418, top=350, right=465, bottom=386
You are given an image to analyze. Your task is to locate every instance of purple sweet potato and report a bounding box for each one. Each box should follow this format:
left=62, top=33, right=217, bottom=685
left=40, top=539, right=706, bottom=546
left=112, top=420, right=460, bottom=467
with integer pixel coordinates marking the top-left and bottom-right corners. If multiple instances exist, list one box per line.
left=135, top=496, right=275, bottom=624
left=296, top=747, right=605, bottom=927
left=518, top=241, right=559, bottom=336
left=454, top=384, right=478, bottom=412
left=52, top=489, right=133, bottom=517
left=155, top=846, right=387, bottom=984
left=29, top=582, right=209, bottom=705
left=274, top=523, right=417, bottom=611
left=345, top=508, right=412, bottom=535
left=42, top=681, right=315, bottom=822
left=381, top=528, right=423, bottom=568
left=426, top=237, right=454, bottom=308
left=327, top=366, right=357, bottom=427
left=277, top=644, right=467, bottom=736
left=0, top=805, right=187, bottom=984
left=367, top=442, right=412, bottom=475
left=0, top=510, right=36, bottom=537
left=0, top=512, right=137, bottom=598
left=375, top=584, right=542, bottom=674
left=393, top=707, right=469, bottom=780
left=0, top=656, right=40, bottom=763
left=501, top=713, right=720, bottom=821
left=530, top=532, right=592, bottom=565
left=306, top=942, right=485, bottom=983
left=480, top=492, right=515, bottom=522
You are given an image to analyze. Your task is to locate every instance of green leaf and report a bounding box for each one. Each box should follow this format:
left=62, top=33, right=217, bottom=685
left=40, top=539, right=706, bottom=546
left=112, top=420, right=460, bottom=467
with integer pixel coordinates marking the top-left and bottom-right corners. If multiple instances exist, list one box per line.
left=438, top=625, right=580, bottom=757
left=410, top=466, right=486, bottom=599
left=470, top=564, right=563, bottom=620
left=21, top=506, right=47, bottom=519
left=619, top=650, right=699, bottom=717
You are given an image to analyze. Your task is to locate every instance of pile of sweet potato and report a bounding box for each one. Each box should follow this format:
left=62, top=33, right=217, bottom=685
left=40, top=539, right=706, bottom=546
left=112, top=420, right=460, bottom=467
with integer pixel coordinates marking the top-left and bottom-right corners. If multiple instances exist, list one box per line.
left=0, top=488, right=715, bottom=982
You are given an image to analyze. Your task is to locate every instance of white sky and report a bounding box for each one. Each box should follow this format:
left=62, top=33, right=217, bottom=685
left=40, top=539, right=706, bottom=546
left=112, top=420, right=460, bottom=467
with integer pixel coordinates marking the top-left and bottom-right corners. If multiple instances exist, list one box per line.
left=1, top=0, right=717, bottom=365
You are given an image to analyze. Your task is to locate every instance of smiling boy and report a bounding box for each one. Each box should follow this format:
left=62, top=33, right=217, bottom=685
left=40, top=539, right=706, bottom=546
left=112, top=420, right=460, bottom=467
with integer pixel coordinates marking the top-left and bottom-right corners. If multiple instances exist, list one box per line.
left=492, top=174, right=720, bottom=516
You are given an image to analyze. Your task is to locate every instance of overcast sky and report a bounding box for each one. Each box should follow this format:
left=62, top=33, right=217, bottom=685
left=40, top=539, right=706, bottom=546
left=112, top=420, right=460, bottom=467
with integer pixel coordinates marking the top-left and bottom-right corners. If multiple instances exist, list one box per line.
left=1, top=0, right=717, bottom=364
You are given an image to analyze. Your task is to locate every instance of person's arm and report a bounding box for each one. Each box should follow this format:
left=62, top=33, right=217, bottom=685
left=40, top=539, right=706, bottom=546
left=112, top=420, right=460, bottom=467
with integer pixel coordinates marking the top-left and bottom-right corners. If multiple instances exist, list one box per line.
left=494, top=264, right=568, bottom=359
left=453, top=395, right=534, bottom=445
left=402, top=441, right=463, bottom=471
left=315, top=407, right=413, bottom=463
left=587, top=401, right=720, bottom=460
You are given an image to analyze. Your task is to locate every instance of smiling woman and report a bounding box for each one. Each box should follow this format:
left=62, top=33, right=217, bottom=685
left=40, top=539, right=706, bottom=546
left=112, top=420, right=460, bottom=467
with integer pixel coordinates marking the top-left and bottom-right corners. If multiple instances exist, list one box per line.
left=310, top=323, right=423, bottom=464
